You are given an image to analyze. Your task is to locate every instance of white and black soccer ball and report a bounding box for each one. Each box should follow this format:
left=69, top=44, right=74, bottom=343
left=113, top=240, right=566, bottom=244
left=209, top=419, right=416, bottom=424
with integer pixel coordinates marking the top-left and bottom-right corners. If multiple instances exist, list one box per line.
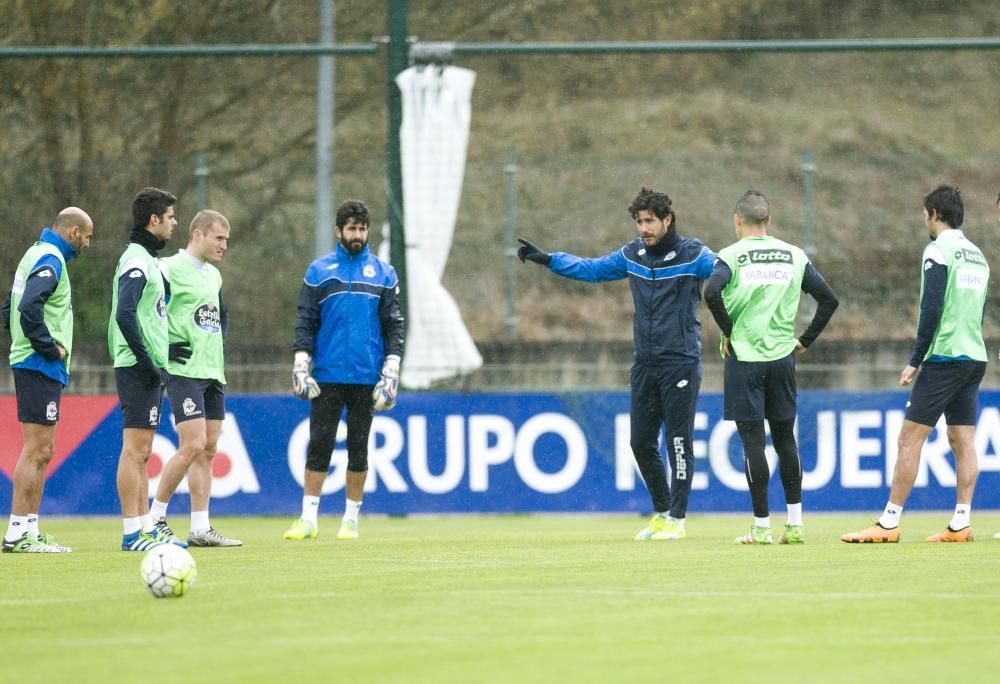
left=140, top=544, right=197, bottom=598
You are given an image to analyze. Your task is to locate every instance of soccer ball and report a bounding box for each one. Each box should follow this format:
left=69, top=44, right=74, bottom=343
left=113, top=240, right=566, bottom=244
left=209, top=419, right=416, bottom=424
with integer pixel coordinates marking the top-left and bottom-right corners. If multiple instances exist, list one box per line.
left=140, top=544, right=197, bottom=598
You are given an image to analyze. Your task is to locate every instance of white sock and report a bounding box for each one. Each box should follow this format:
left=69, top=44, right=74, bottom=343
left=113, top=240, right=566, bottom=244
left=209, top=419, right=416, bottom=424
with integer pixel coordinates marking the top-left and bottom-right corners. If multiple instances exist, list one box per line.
left=786, top=503, right=803, bottom=526
left=878, top=502, right=903, bottom=529
left=191, top=510, right=210, bottom=534
left=754, top=516, right=770, bottom=528
left=123, top=517, right=141, bottom=535
left=27, top=513, right=39, bottom=536
left=949, top=505, right=971, bottom=531
left=301, top=495, right=320, bottom=524
left=668, top=516, right=685, bottom=529
left=344, top=498, right=362, bottom=523
left=5, top=514, right=29, bottom=542
left=140, top=514, right=154, bottom=533
left=150, top=499, right=169, bottom=522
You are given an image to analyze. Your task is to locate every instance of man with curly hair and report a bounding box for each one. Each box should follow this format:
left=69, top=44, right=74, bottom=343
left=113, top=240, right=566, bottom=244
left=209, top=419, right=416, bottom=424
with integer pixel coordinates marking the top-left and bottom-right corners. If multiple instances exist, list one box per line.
left=518, top=187, right=715, bottom=540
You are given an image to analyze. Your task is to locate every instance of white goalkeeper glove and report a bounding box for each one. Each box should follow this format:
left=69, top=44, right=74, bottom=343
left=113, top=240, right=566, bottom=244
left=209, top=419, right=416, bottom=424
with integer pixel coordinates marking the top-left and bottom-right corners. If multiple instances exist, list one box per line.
left=292, top=351, right=321, bottom=400
left=372, top=355, right=400, bottom=411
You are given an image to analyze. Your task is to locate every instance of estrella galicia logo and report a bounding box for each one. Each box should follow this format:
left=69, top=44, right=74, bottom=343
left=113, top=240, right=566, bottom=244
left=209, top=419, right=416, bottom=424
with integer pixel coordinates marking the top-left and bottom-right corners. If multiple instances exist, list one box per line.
left=748, top=249, right=793, bottom=264
left=194, top=303, right=222, bottom=333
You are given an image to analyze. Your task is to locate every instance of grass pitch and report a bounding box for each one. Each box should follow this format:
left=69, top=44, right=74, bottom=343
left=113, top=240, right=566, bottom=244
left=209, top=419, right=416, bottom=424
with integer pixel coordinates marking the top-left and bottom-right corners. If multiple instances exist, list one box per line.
left=5, top=513, right=1000, bottom=684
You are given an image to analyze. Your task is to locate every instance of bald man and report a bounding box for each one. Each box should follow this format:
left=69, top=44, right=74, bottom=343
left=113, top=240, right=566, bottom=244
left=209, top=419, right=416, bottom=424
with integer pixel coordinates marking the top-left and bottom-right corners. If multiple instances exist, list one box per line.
left=2, top=208, right=94, bottom=553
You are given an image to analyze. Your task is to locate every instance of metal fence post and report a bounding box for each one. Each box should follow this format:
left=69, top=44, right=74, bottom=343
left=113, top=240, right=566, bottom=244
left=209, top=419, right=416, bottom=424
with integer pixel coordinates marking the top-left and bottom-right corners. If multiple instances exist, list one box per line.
left=504, top=149, right=519, bottom=339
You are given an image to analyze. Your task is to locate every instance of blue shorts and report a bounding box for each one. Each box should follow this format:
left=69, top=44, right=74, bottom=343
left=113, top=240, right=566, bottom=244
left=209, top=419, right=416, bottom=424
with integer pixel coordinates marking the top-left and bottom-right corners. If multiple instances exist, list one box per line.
left=13, top=368, right=63, bottom=425
left=166, top=375, right=226, bottom=423
left=905, top=361, right=986, bottom=427
left=115, top=365, right=165, bottom=429
left=724, top=353, right=797, bottom=422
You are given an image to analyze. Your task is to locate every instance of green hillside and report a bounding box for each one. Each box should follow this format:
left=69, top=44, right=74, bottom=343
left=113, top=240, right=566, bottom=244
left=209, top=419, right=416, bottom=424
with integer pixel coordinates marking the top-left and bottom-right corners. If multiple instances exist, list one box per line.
left=1, top=0, right=998, bottom=351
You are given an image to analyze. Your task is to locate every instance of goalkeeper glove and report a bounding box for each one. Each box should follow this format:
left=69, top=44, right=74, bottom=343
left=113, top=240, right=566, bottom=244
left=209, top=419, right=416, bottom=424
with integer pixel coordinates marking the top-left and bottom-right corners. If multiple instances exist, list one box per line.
left=292, top=350, right=321, bottom=400
left=516, top=238, right=552, bottom=266
left=372, top=355, right=400, bottom=411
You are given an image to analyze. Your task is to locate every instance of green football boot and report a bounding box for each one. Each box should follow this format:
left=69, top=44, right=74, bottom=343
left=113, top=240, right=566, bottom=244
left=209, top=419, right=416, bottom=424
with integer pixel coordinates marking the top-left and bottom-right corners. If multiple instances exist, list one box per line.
left=734, top=525, right=774, bottom=545
left=283, top=518, right=318, bottom=540
left=650, top=518, right=686, bottom=540
left=779, top=524, right=805, bottom=545
left=336, top=519, right=359, bottom=540
left=634, top=513, right=668, bottom=540
left=3, top=532, right=72, bottom=553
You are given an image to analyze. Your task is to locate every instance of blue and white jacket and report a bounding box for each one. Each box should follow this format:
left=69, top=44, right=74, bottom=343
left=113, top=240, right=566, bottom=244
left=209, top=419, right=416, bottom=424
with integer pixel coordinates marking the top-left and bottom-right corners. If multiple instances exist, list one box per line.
left=293, top=243, right=405, bottom=384
left=549, top=235, right=715, bottom=365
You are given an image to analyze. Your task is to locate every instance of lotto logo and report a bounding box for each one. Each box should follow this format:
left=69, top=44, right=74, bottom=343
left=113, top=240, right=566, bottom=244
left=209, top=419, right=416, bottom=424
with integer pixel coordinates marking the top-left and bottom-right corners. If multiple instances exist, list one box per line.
left=748, top=249, right=792, bottom=263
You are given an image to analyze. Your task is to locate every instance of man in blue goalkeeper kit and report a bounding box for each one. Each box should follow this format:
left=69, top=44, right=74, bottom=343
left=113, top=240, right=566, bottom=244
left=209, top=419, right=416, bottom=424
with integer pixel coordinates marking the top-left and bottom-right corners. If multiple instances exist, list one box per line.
left=284, top=199, right=405, bottom=541
left=2, top=208, right=94, bottom=554
left=518, top=187, right=715, bottom=540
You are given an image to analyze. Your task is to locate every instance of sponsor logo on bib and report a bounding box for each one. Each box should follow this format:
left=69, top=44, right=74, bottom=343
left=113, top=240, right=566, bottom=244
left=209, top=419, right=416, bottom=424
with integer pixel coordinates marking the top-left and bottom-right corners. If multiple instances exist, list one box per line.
left=194, top=303, right=222, bottom=333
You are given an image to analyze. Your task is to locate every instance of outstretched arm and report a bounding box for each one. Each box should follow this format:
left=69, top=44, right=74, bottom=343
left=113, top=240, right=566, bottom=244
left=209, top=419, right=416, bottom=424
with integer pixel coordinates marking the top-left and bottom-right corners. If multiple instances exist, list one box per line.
left=518, top=237, right=628, bottom=283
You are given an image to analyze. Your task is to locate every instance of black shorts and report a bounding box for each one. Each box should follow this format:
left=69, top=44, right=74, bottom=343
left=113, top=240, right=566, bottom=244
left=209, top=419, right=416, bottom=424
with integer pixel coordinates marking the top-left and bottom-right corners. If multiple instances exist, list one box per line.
left=166, top=375, right=226, bottom=423
left=115, top=365, right=165, bottom=429
left=13, top=368, right=63, bottom=425
left=905, top=361, right=986, bottom=427
left=724, top=352, right=797, bottom=422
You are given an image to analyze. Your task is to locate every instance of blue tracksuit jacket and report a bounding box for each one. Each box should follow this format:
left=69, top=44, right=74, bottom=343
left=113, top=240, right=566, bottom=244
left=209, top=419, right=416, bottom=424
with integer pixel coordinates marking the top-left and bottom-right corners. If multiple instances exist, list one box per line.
left=549, top=236, right=715, bottom=365
left=293, top=243, right=405, bottom=384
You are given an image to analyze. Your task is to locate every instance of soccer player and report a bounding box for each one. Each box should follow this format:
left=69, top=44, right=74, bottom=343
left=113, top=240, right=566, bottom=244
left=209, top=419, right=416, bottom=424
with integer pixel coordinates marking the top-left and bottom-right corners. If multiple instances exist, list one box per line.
left=518, top=187, right=715, bottom=540
left=2, top=208, right=94, bottom=553
left=704, top=190, right=838, bottom=545
left=284, top=199, right=404, bottom=541
left=110, top=187, right=185, bottom=551
left=843, top=186, right=988, bottom=543
left=149, top=210, right=240, bottom=547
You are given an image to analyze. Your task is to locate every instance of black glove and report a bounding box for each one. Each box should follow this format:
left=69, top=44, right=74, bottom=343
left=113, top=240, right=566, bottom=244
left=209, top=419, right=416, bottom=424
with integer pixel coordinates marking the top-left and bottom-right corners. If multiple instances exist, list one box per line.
left=517, top=238, right=551, bottom=266
left=169, top=341, right=192, bottom=364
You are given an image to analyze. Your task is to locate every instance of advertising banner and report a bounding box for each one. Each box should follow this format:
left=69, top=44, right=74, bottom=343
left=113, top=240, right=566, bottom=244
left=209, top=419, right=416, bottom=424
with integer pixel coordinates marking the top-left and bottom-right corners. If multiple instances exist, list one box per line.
left=2, top=390, right=999, bottom=515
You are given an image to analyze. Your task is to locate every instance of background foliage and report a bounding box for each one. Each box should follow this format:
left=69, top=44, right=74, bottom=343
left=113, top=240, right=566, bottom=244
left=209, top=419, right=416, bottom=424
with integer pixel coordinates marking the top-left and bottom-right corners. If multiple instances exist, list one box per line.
left=1, top=0, right=998, bottom=360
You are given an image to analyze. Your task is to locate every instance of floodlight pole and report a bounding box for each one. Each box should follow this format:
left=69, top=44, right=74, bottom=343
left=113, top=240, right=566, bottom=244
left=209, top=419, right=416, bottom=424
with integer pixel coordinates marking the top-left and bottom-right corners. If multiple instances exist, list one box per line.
left=386, top=0, right=409, bottom=329
left=315, top=0, right=336, bottom=258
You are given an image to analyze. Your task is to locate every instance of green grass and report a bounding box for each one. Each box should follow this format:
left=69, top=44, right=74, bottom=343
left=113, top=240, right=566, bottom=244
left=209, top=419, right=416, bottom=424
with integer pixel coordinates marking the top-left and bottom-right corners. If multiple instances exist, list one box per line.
left=5, top=513, right=1000, bottom=684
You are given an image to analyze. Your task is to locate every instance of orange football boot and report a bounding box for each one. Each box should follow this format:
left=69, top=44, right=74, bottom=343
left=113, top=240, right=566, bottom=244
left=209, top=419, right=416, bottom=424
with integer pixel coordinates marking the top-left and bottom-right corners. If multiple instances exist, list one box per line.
left=841, top=523, right=900, bottom=543
left=925, top=527, right=974, bottom=542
